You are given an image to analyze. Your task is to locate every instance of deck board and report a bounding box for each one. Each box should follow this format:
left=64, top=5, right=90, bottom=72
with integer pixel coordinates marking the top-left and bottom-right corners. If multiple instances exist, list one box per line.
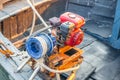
left=0, top=32, right=42, bottom=80
left=76, top=33, right=120, bottom=80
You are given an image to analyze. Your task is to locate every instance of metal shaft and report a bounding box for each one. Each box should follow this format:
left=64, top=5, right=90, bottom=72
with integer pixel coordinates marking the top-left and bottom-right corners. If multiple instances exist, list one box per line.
left=30, top=26, right=52, bottom=37
left=56, top=73, right=61, bottom=80
left=29, top=66, right=40, bottom=80
left=16, top=56, right=31, bottom=72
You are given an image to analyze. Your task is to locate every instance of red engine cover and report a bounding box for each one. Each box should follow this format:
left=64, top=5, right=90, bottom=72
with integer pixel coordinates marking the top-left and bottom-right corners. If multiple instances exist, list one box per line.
left=65, top=29, right=84, bottom=46
left=60, top=12, right=85, bottom=29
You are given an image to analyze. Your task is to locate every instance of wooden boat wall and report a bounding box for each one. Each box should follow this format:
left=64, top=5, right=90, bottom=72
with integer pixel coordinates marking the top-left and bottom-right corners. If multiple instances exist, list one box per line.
left=0, top=0, right=66, bottom=48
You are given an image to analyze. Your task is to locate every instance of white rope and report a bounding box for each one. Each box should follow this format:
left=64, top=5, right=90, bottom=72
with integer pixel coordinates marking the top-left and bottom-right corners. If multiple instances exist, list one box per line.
left=29, top=0, right=36, bottom=38
left=27, top=0, right=51, bottom=33
left=40, top=63, right=80, bottom=73
left=44, top=33, right=54, bottom=53
left=35, top=37, right=48, bottom=57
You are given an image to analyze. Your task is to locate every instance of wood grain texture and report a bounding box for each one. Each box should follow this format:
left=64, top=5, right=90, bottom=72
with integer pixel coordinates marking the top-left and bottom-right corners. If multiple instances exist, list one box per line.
left=1, top=0, right=58, bottom=47
left=3, top=18, right=11, bottom=39
left=10, top=16, right=18, bottom=39
left=0, top=0, right=11, bottom=10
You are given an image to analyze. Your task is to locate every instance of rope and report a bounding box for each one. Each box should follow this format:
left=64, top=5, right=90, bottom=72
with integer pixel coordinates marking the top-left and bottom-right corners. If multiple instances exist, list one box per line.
left=35, top=37, right=48, bottom=57
left=27, top=0, right=51, bottom=33
left=29, top=0, right=36, bottom=38
left=40, top=63, right=80, bottom=73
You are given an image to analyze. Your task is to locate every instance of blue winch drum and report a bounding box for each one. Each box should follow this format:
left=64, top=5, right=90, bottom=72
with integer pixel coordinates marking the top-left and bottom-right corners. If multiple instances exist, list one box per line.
left=26, top=33, right=56, bottom=59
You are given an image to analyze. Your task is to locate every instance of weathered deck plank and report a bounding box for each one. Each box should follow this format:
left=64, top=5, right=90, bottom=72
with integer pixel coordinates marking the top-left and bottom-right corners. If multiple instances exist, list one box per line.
left=0, top=32, right=42, bottom=80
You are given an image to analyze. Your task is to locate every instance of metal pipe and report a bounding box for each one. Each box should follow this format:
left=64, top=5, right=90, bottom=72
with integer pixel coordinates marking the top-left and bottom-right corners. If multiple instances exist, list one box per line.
left=29, top=66, right=40, bottom=80
left=16, top=56, right=31, bottom=72
left=65, top=0, right=69, bottom=11
left=30, top=26, right=52, bottom=37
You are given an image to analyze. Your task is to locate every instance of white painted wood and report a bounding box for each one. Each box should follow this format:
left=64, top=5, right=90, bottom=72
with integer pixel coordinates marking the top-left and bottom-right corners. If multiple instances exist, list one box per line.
left=0, top=0, right=44, bottom=21
left=0, top=32, right=42, bottom=80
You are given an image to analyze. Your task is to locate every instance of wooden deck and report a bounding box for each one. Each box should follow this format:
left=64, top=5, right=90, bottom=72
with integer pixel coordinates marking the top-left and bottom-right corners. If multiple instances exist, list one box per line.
left=0, top=32, right=42, bottom=80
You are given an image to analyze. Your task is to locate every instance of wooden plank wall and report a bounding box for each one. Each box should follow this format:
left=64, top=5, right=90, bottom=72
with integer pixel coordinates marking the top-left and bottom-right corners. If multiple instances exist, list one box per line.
left=0, top=0, right=57, bottom=40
